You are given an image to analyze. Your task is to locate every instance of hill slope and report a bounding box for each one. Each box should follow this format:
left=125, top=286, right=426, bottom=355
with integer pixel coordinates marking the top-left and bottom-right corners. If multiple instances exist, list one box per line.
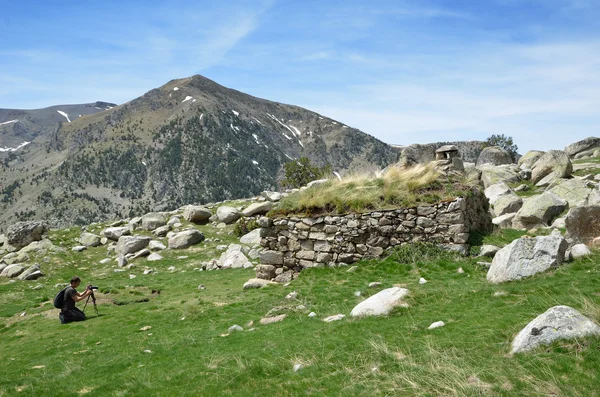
left=0, top=75, right=398, bottom=230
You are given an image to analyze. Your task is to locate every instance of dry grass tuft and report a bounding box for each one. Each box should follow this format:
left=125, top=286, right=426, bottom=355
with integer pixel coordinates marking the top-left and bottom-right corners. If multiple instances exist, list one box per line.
left=274, top=164, right=473, bottom=216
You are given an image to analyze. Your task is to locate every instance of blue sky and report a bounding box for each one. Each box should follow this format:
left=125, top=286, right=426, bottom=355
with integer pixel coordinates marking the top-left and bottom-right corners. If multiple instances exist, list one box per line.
left=1, top=0, right=599, bottom=153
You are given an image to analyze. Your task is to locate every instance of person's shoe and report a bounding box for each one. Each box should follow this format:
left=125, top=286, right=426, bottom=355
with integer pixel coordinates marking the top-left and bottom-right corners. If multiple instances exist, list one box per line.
left=59, top=313, right=66, bottom=324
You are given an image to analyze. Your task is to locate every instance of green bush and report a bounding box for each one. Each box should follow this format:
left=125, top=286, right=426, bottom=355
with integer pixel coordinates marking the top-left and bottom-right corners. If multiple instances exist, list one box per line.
left=233, top=218, right=259, bottom=237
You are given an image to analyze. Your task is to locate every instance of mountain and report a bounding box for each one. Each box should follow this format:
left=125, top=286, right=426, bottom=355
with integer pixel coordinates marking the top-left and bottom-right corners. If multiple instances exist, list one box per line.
left=0, top=101, right=116, bottom=150
left=0, top=75, right=399, bottom=230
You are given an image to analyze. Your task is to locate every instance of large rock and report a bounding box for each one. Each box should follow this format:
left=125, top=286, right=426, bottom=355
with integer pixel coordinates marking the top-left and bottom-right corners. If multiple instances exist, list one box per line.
left=493, top=193, right=523, bottom=217
left=565, top=205, right=600, bottom=244
left=0, top=264, right=25, bottom=278
left=513, top=192, right=567, bottom=228
left=240, top=228, right=262, bottom=245
left=262, top=191, right=282, bottom=202
left=243, top=278, right=277, bottom=289
left=547, top=178, right=594, bottom=208
left=116, top=236, right=151, bottom=255
left=479, top=165, right=520, bottom=188
left=570, top=243, right=591, bottom=259
left=484, top=182, right=513, bottom=206
left=487, top=231, right=567, bottom=283
left=350, top=287, right=410, bottom=317
left=492, top=213, right=517, bottom=229
left=511, top=306, right=600, bottom=354
left=17, top=264, right=43, bottom=280
left=183, top=205, right=211, bottom=224
left=476, top=146, right=512, bottom=168
left=531, top=150, right=572, bottom=186
left=168, top=229, right=205, bottom=249
left=219, top=245, right=252, bottom=269
left=19, top=239, right=64, bottom=255
left=79, top=232, right=102, bottom=247
left=141, top=212, right=167, bottom=231
left=255, top=264, right=276, bottom=279
left=518, top=150, right=545, bottom=169
left=6, top=221, right=49, bottom=250
left=102, top=227, right=131, bottom=241
left=242, top=202, right=273, bottom=217
left=564, top=137, right=600, bottom=158
left=216, top=206, right=241, bottom=224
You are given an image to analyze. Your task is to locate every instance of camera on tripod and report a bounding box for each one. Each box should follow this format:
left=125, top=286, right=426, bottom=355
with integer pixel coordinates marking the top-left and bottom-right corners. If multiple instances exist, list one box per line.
left=87, top=285, right=99, bottom=291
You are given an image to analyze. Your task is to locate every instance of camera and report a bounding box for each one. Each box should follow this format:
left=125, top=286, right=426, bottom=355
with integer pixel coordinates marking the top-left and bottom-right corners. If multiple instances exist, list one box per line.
left=87, top=285, right=99, bottom=291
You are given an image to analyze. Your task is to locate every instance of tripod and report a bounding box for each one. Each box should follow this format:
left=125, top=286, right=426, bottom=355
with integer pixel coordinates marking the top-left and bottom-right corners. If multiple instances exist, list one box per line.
left=83, top=290, right=99, bottom=315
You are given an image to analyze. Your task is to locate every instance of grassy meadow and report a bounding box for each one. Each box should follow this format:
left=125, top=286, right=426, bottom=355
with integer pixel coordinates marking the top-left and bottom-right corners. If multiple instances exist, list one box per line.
left=0, top=221, right=599, bottom=396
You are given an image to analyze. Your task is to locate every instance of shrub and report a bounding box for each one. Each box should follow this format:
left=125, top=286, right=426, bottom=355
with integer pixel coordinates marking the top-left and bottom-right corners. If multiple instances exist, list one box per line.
left=485, top=134, right=518, bottom=162
left=281, top=157, right=332, bottom=189
left=234, top=218, right=259, bottom=237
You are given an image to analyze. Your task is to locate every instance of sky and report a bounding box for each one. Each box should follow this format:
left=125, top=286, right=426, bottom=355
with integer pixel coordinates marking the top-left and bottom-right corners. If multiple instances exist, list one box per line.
left=1, top=0, right=599, bottom=153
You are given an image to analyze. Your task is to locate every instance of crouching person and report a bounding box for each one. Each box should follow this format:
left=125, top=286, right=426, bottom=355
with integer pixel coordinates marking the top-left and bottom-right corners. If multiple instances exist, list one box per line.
left=59, top=276, right=93, bottom=324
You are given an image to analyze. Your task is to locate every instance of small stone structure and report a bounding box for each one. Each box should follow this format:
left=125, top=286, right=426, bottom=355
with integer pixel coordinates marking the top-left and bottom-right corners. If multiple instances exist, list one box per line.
left=256, top=187, right=491, bottom=281
left=435, top=145, right=459, bottom=160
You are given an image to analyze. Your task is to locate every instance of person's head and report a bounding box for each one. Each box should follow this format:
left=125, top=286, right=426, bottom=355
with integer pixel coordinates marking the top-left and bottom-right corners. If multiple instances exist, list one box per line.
left=70, top=276, right=81, bottom=288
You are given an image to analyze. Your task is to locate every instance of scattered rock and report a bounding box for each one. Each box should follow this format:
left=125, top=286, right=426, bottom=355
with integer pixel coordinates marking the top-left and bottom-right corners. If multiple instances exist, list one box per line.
left=132, top=249, right=151, bottom=260
left=479, top=245, right=500, bottom=258
left=6, top=221, right=49, bottom=250
left=242, top=202, right=273, bottom=217
left=183, top=205, right=212, bottom=224
left=570, top=243, right=591, bottom=259
left=428, top=321, right=445, bottom=330
left=322, top=314, right=345, bottom=322
left=565, top=205, right=600, bottom=245
left=419, top=278, right=428, bottom=285
left=492, top=213, right=517, bottom=229
left=228, top=325, right=243, bottom=333
left=216, top=206, right=241, bottom=224
left=141, top=212, right=167, bottom=231
left=346, top=266, right=358, bottom=273
left=308, top=312, right=317, bottom=318
left=148, top=240, right=166, bottom=251
left=219, top=245, right=252, bottom=269
left=511, top=305, right=600, bottom=354
left=116, top=236, right=151, bottom=255
left=487, top=231, right=567, bottom=283
left=293, top=363, right=304, bottom=372
left=240, top=229, right=262, bottom=245
left=479, top=165, right=520, bottom=188
left=368, top=282, right=382, bottom=288
left=99, top=258, right=111, bottom=264
left=197, top=284, right=206, bottom=290
left=72, top=246, right=87, bottom=252
left=548, top=178, right=594, bottom=208
left=513, top=192, right=567, bottom=228
left=564, top=137, right=600, bottom=158
left=168, top=229, right=204, bottom=249
left=262, top=191, right=282, bottom=202
left=350, top=287, right=409, bottom=317
left=518, top=150, right=545, bottom=169
left=531, top=150, right=572, bottom=186
left=102, top=227, right=131, bottom=241
left=17, top=264, right=43, bottom=280
left=117, top=255, right=128, bottom=268
left=243, top=278, right=277, bottom=289
left=79, top=232, right=102, bottom=247
left=147, top=253, right=163, bottom=261
left=493, top=194, right=523, bottom=217
left=285, top=291, right=298, bottom=300
left=260, top=314, right=287, bottom=325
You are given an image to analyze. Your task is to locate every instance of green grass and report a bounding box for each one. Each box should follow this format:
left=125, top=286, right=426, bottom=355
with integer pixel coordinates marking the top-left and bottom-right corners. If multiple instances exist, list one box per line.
left=272, top=165, right=475, bottom=217
left=508, top=180, right=540, bottom=198
left=1, top=228, right=599, bottom=396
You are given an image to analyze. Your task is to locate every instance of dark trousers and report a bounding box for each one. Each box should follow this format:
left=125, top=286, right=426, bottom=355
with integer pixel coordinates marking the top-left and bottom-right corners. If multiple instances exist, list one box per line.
left=61, top=307, right=86, bottom=323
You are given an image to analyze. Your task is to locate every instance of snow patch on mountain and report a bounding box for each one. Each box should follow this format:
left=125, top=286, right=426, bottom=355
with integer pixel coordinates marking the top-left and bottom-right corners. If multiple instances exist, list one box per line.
left=0, top=119, right=18, bottom=126
left=232, top=110, right=239, bottom=116
left=57, top=110, right=71, bottom=123
left=0, top=141, right=31, bottom=152
left=182, top=96, right=193, bottom=103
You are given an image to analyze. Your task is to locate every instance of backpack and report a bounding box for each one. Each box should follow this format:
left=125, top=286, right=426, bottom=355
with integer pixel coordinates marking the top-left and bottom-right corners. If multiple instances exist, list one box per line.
left=53, top=287, right=68, bottom=309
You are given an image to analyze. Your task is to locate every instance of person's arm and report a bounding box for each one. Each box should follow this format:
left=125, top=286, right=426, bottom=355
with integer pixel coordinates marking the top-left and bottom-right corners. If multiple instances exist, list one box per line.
left=72, top=289, right=93, bottom=302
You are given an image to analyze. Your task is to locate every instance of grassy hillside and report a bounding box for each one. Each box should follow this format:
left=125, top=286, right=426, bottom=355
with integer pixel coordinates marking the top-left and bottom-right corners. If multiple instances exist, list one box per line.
left=0, top=223, right=599, bottom=396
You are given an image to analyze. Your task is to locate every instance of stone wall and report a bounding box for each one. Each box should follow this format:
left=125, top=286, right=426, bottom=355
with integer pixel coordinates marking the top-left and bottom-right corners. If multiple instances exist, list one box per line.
left=256, top=187, right=491, bottom=282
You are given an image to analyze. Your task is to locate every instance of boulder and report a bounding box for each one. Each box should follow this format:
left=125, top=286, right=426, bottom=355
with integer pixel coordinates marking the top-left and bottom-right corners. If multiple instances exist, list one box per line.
left=493, top=193, right=523, bottom=217
left=260, top=314, right=287, bottom=325
left=484, top=182, right=513, bottom=206
left=116, top=236, right=151, bottom=255
left=6, top=221, right=49, bottom=250
left=570, top=243, right=591, bottom=259
left=0, top=264, right=25, bottom=278
left=240, top=228, right=262, bottom=245
left=511, top=306, right=600, bottom=354
left=183, top=205, right=211, bottom=224
left=547, top=178, right=594, bottom=208
left=102, top=227, right=131, bottom=241
left=479, top=165, right=520, bottom=188
left=564, top=137, right=600, bottom=158
left=153, top=225, right=172, bottom=237
left=19, top=239, right=64, bottom=255
left=167, top=216, right=180, bottom=226
left=168, top=229, right=205, bottom=249
left=141, top=213, right=167, bottom=231
left=216, top=206, right=241, bottom=224
left=479, top=245, right=500, bottom=258
left=476, top=146, right=512, bottom=168
left=487, top=231, right=567, bottom=283
left=72, top=246, right=87, bottom=252
left=492, top=213, right=517, bottom=229
left=513, top=192, right=567, bottom=228
left=518, top=150, right=545, bottom=169
left=242, top=202, right=273, bottom=217
left=148, top=240, right=166, bottom=251
left=350, top=287, right=410, bottom=317
left=243, top=278, right=277, bottom=289
left=255, top=264, right=276, bottom=279
left=17, top=264, right=43, bottom=280
left=262, top=191, right=282, bottom=202
left=147, top=252, right=163, bottom=261
left=79, top=232, right=102, bottom=247
left=131, top=248, right=151, bottom=259
left=219, top=245, right=252, bottom=269
left=565, top=205, right=600, bottom=245
left=531, top=150, right=572, bottom=186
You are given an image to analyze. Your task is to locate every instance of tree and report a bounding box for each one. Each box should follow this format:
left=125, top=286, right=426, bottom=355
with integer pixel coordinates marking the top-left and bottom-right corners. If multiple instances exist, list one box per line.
left=485, top=134, right=518, bottom=161
left=281, top=157, right=332, bottom=189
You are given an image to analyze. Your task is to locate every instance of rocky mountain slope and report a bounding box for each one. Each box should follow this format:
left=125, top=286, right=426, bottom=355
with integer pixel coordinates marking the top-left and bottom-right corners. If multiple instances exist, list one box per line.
left=0, top=75, right=398, bottom=230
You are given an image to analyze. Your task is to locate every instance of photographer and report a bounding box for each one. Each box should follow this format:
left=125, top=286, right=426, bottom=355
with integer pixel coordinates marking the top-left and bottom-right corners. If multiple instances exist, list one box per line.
left=59, top=276, right=94, bottom=324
